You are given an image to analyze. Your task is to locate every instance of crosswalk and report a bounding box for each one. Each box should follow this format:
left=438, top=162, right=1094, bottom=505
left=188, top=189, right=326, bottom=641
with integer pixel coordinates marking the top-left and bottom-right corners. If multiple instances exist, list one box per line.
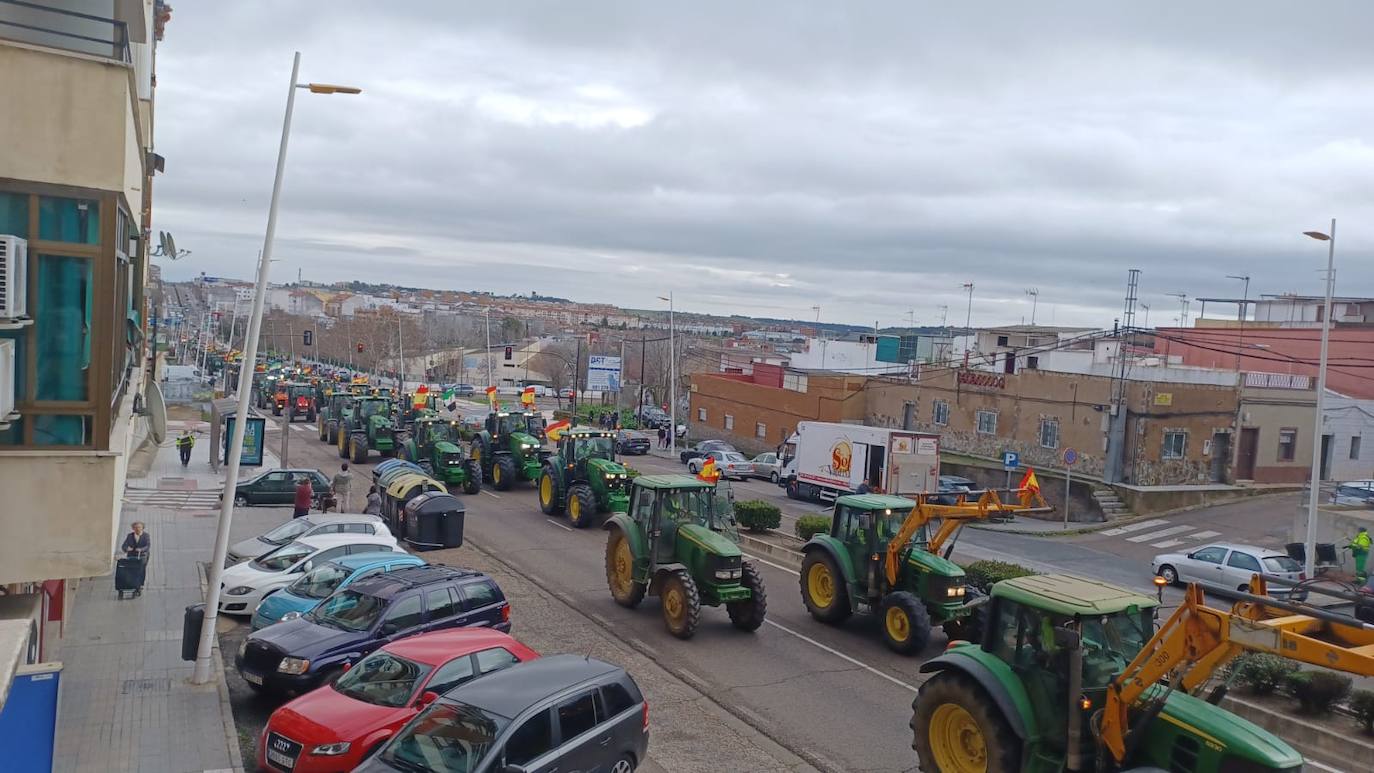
left=1099, top=518, right=1223, bottom=549
left=123, top=488, right=223, bottom=510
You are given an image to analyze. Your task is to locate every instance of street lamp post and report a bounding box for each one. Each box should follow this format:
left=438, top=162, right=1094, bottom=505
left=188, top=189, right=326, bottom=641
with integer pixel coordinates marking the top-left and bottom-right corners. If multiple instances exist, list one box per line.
left=1025, top=288, right=1039, bottom=325
left=484, top=306, right=493, bottom=388
left=193, top=52, right=359, bottom=684
left=659, top=294, right=675, bottom=455
left=1301, top=220, right=1337, bottom=577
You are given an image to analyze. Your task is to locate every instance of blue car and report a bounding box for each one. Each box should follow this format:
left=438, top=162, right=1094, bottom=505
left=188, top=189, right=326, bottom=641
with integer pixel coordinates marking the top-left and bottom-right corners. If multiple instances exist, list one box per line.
left=251, top=552, right=427, bottom=631
left=236, top=565, right=511, bottom=696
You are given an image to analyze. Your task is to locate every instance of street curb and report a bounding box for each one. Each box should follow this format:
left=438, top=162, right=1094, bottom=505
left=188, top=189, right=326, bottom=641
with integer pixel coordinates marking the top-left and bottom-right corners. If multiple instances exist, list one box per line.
left=461, top=536, right=822, bottom=773
left=967, top=490, right=1301, bottom=537
left=198, top=560, right=247, bottom=773
left=739, top=532, right=804, bottom=572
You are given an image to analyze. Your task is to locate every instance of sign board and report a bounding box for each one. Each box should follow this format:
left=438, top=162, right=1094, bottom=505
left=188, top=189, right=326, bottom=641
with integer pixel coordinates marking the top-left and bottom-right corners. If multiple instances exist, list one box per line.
left=224, top=415, right=266, bottom=467
left=1002, top=451, right=1019, bottom=470
left=1153, top=392, right=1173, bottom=406
left=1063, top=447, right=1079, bottom=466
left=0, top=663, right=62, bottom=771
left=587, top=355, right=622, bottom=392
left=916, top=437, right=938, bottom=456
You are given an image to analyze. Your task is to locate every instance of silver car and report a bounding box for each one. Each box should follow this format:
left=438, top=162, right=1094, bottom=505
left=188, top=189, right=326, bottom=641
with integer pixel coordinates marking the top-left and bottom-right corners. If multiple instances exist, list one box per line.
left=1331, top=480, right=1374, bottom=506
left=746, top=452, right=782, bottom=483
left=1152, top=542, right=1304, bottom=596
left=688, top=451, right=751, bottom=480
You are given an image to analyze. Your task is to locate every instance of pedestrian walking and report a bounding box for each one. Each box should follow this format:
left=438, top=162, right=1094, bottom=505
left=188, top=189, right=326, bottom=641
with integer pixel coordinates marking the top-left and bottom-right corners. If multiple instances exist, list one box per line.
left=657, top=426, right=667, bottom=449
left=120, top=522, right=150, bottom=596
left=176, top=430, right=195, bottom=467
left=1351, top=526, right=1371, bottom=581
left=333, top=463, right=354, bottom=513
left=293, top=476, right=313, bottom=518
left=363, top=485, right=382, bottom=515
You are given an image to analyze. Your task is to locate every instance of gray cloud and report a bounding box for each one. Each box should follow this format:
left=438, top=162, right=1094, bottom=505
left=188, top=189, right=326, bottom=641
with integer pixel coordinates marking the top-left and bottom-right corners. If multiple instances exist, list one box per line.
left=152, top=1, right=1374, bottom=328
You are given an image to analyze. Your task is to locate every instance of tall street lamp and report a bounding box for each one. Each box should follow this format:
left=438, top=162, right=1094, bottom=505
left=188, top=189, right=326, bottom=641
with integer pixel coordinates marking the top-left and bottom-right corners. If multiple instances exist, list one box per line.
left=658, top=294, right=675, bottom=455
left=193, top=53, right=360, bottom=684
left=1301, top=220, right=1336, bottom=577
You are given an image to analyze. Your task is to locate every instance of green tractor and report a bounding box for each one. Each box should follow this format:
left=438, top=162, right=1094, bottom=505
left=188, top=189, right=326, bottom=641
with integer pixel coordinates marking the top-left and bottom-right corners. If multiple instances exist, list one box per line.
left=317, top=392, right=354, bottom=444
left=537, top=427, right=632, bottom=528
left=336, top=395, right=397, bottom=464
left=602, top=475, right=766, bottom=639
left=399, top=416, right=482, bottom=494
left=911, top=575, right=1311, bottom=772
left=475, top=410, right=546, bottom=491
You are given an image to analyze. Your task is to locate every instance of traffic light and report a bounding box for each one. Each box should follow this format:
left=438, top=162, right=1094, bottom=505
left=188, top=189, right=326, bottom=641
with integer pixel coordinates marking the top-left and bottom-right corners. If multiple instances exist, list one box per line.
left=303, top=330, right=313, bottom=347
left=504, top=346, right=513, bottom=360
left=357, top=342, right=365, bottom=352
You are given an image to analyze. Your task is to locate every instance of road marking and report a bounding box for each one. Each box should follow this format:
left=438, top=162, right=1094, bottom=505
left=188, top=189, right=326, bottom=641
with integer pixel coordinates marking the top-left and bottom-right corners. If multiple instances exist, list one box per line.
left=1305, top=762, right=1342, bottom=773
left=743, top=553, right=800, bottom=576
left=482, top=491, right=502, bottom=499
left=545, top=519, right=574, bottom=532
left=763, top=620, right=918, bottom=693
left=1188, top=530, right=1222, bottom=540
left=1126, top=525, right=1194, bottom=543
left=290, top=424, right=309, bottom=432
left=1100, top=518, right=1168, bottom=536
left=1151, top=539, right=1186, bottom=548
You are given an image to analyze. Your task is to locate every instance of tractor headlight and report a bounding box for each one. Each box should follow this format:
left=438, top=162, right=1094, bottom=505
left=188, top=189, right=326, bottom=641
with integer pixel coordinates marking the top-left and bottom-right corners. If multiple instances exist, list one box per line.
left=714, top=569, right=743, bottom=580
left=946, top=586, right=966, bottom=598
left=521, top=443, right=534, bottom=450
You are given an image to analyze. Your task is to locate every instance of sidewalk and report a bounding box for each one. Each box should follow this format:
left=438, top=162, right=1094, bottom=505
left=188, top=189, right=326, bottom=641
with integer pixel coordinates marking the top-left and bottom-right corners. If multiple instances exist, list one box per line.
left=52, top=422, right=278, bottom=773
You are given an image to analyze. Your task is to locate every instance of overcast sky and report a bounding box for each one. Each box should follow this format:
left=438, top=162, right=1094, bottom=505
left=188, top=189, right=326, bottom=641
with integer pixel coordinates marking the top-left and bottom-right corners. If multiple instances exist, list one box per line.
left=153, top=2, right=1374, bottom=328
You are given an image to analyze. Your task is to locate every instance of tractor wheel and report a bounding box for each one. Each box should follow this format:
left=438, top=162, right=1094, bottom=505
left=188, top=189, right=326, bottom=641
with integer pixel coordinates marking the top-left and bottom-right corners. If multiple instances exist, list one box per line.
left=538, top=468, right=563, bottom=515
left=880, top=591, right=932, bottom=656
left=799, top=551, right=851, bottom=624
left=350, top=437, right=368, bottom=464
left=911, top=671, right=1021, bottom=773
left=326, top=424, right=337, bottom=445
left=567, top=484, right=596, bottom=528
left=337, top=429, right=349, bottom=458
left=492, top=456, right=516, bottom=491
left=317, top=420, right=326, bottom=441
left=941, top=588, right=988, bottom=644
left=660, top=569, right=701, bottom=640
left=605, top=530, right=645, bottom=608
left=463, top=461, right=482, bottom=495
left=727, top=561, right=767, bottom=632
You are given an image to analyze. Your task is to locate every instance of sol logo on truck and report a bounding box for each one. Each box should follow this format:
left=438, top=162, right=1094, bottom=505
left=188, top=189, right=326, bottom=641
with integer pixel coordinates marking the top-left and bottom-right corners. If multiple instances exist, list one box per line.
left=829, top=440, right=852, bottom=475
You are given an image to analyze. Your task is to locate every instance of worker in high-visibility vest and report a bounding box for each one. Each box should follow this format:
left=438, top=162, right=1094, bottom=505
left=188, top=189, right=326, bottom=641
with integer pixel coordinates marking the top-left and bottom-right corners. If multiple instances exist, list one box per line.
left=1351, top=526, right=1371, bottom=581
left=176, top=430, right=195, bottom=467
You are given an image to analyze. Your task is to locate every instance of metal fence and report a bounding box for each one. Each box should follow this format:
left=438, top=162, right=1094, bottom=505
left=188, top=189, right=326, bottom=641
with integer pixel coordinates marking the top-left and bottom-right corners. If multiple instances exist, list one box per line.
left=0, top=0, right=130, bottom=63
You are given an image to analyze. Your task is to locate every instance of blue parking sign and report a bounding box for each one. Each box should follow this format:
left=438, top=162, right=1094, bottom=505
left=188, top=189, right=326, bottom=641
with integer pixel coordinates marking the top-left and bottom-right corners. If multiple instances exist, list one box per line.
left=1002, top=451, right=1019, bottom=470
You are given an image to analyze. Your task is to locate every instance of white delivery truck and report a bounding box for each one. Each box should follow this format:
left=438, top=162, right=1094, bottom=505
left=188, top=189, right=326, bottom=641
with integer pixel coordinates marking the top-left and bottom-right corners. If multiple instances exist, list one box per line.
left=779, top=421, right=940, bottom=502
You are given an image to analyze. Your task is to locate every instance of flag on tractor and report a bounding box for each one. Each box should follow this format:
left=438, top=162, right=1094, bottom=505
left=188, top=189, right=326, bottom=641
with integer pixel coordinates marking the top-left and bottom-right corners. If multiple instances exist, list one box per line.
left=545, top=419, right=571, bottom=441
left=696, top=455, right=721, bottom=484
left=1018, top=468, right=1041, bottom=494
left=443, top=388, right=458, bottom=412
left=521, top=386, right=536, bottom=408
left=412, top=385, right=428, bottom=410
left=485, top=385, right=498, bottom=409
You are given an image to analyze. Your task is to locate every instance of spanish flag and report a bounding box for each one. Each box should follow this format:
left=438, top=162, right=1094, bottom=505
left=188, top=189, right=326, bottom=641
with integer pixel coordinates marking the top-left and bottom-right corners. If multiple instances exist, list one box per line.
left=485, top=385, right=498, bottom=409
left=545, top=419, right=571, bottom=441
left=412, top=384, right=429, bottom=409
left=521, top=386, right=536, bottom=408
left=697, top=455, right=721, bottom=484
left=1018, top=468, right=1041, bottom=495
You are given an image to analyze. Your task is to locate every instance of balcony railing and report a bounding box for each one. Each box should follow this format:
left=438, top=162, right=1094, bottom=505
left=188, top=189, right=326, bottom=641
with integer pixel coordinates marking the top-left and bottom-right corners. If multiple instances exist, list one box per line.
left=0, top=0, right=130, bottom=63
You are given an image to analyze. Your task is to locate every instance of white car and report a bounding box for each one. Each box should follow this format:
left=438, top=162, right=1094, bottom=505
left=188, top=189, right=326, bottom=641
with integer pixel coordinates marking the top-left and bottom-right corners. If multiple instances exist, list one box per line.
left=217, top=534, right=401, bottom=616
left=225, top=514, right=391, bottom=565
left=1152, top=543, right=1305, bottom=597
left=1331, top=480, right=1374, bottom=506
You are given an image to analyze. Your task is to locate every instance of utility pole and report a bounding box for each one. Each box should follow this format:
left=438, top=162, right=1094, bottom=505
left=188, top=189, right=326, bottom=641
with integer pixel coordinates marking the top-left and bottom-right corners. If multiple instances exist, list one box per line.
left=484, top=306, right=493, bottom=387
left=638, top=336, right=647, bottom=421
left=396, top=314, right=405, bottom=393
left=1168, top=292, right=1189, bottom=327
left=1104, top=270, right=1140, bottom=484
left=1226, top=274, right=1250, bottom=371
left=1025, top=288, right=1040, bottom=325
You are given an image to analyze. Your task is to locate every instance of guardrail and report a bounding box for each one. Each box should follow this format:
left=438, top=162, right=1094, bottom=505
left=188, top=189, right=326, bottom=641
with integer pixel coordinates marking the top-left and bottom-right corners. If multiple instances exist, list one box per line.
left=0, top=0, right=130, bottom=63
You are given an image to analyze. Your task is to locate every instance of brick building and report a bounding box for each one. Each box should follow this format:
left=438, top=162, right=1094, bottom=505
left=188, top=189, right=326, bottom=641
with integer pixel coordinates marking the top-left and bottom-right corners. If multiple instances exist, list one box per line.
left=688, top=363, right=866, bottom=454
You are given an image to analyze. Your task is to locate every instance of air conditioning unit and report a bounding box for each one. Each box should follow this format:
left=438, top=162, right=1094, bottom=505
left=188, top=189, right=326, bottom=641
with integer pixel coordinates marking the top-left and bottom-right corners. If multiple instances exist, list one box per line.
left=0, top=235, right=28, bottom=320
left=0, top=339, right=16, bottom=422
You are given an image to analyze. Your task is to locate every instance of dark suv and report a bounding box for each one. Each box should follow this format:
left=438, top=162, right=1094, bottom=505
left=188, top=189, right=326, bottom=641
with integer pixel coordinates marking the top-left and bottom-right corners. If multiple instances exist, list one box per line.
left=359, top=655, right=648, bottom=773
left=236, top=565, right=510, bottom=696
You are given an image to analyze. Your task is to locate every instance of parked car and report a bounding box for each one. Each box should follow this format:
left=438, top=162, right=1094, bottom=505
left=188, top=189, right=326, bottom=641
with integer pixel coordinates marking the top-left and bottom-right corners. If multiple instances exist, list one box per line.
left=218, top=534, right=400, bottom=616
left=933, top=474, right=976, bottom=505
left=679, top=440, right=736, bottom=465
left=614, top=430, right=652, bottom=456
left=559, top=387, right=576, bottom=399
left=687, top=450, right=750, bottom=480
left=357, top=655, right=648, bottom=773
left=235, top=565, right=511, bottom=696
left=252, top=552, right=427, bottom=631
left=1152, top=543, right=1305, bottom=597
left=258, top=629, right=538, bottom=772
left=636, top=406, right=671, bottom=429
left=448, top=384, right=476, bottom=397
left=227, top=514, right=392, bottom=565
left=227, top=468, right=331, bottom=507
left=1331, top=480, right=1374, bottom=506
left=746, top=452, right=782, bottom=483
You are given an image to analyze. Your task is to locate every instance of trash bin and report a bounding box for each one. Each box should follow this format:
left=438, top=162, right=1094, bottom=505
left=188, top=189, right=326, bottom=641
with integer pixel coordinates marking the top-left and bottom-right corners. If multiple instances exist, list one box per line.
left=182, top=603, right=205, bottom=662
left=403, top=491, right=466, bottom=550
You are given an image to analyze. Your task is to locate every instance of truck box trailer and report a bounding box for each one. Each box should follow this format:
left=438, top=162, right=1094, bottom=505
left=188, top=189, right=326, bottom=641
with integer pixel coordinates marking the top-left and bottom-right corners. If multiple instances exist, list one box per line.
left=780, top=421, right=939, bottom=501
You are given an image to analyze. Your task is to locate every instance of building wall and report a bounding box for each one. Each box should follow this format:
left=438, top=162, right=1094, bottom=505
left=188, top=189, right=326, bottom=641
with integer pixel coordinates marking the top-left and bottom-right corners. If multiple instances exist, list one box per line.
left=1241, top=387, right=1317, bottom=484
left=1323, top=397, right=1374, bottom=482
left=1122, top=380, right=1240, bottom=485
left=1154, top=327, right=1374, bottom=400
left=688, top=372, right=867, bottom=453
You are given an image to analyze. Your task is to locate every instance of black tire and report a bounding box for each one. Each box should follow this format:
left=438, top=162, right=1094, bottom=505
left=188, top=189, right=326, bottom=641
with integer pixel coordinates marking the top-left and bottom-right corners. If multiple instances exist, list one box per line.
left=941, top=588, right=988, bottom=644
left=687, top=459, right=701, bottom=474
left=911, top=671, right=1021, bottom=773
left=233, top=493, right=250, bottom=507
left=326, top=424, right=337, bottom=445
left=727, top=561, right=767, bottom=632
left=318, top=420, right=327, bottom=442
left=660, top=569, right=701, bottom=640
left=785, top=478, right=800, bottom=500
left=770, top=471, right=779, bottom=484
left=337, top=430, right=349, bottom=458
left=567, top=483, right=596, bottom=528
left=492, top=456, right=517, bottom=491
left=605, top=529, right=646, bottom=608
left=538, top=467, right=563, bottom=515
left=1158, top=564, right=1179, bottom=585
left=463, top=461, right=482, bottom=495
left=799, top=550, right=851, bottom=624
left=350, top=437, right=368, bottom=464
left=880, top=591, right=932, bottom=656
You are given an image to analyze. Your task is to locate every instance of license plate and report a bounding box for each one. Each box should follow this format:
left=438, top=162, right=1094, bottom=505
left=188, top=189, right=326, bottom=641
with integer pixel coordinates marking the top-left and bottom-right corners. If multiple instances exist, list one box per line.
left=243, top=671, right=263, bottom=686
left=266, top=748, right=295, bottom=769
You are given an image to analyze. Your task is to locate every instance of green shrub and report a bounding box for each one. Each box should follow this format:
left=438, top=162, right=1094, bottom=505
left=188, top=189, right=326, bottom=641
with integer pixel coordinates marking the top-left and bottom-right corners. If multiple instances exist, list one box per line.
left=1284, top=670, right=1352, bottom=715
left=1230, top=652, right=1297, bottom=697
left=1350, top=689, right=1374, bottom=735
left=961, top=560, right=1037, bottom=593
left=734, top=500, right=782, bottom=533
left=795, top=514, right=832, bottom=541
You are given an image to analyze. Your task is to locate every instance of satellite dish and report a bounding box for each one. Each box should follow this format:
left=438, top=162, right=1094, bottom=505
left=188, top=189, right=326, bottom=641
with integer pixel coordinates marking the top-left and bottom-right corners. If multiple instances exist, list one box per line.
left=166, top=233, right=178, bottom=257
left=158, top=231, right=170, bottom=256
left=147, top=381, right=168, bottom=444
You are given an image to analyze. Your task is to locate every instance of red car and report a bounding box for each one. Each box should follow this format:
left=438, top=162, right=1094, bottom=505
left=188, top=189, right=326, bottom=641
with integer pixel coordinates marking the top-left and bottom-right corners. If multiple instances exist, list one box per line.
left=257, top=629, right=538, bottom=772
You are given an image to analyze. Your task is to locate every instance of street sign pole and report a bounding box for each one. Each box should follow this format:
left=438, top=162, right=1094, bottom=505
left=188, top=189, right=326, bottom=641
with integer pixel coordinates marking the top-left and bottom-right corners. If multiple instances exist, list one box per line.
left=1061, top=447, right=1079, bottom=529
left=1001, top=451, right=1019, bottom=495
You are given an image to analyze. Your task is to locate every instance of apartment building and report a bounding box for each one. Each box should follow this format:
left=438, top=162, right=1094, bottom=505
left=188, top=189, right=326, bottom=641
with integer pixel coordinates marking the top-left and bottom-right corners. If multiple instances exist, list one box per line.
left=0, top=0, right=167, bottom=659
